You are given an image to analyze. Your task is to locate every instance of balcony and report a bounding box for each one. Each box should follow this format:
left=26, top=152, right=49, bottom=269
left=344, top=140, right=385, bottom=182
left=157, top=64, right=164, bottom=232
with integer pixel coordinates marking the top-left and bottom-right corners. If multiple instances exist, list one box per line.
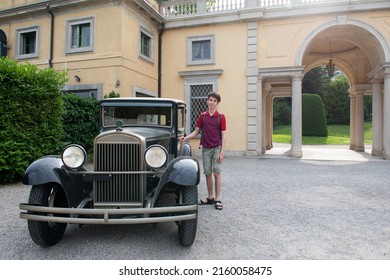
left=160, top=0, right=389, bottom=19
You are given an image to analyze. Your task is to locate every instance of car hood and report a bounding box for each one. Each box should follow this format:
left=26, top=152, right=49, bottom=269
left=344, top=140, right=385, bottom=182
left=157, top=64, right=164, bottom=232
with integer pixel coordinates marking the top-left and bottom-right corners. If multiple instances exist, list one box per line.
left=100, top=127, right=173, bottom=141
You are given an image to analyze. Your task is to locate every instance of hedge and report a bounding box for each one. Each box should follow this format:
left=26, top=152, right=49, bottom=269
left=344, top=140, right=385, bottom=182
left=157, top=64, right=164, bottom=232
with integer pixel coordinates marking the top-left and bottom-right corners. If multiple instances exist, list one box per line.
left=302, top=93, right=328, bottom=137
left=62, top=93, right=100, bottom=154
left=0, top=57, right=67, bottom=183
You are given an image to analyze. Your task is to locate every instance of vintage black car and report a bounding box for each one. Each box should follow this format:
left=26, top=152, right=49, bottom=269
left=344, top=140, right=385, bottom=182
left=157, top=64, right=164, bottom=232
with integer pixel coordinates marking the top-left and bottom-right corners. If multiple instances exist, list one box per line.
left=19, top=98, right=200, bottom=247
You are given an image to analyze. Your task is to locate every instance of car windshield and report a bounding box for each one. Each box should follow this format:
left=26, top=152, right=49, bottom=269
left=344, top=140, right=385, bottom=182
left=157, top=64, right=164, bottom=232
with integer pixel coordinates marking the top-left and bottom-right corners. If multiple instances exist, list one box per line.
left=102, top=105, right=172, bottom=128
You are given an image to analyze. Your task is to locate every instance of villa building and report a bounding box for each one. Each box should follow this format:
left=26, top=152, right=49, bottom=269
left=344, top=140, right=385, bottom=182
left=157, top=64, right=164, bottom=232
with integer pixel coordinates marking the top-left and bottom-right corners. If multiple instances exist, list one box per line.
left=1, top=0, right=390, bottom=158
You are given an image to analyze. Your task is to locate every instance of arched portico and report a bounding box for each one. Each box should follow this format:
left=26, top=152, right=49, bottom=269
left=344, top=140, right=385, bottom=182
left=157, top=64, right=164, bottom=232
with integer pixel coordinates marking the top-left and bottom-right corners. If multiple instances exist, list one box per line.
left=258, top=17, right=390, bottom=159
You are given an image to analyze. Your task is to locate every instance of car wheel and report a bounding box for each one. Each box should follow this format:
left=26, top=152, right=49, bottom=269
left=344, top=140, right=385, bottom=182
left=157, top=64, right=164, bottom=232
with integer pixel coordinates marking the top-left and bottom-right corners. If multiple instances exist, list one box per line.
left=178, top=185, right=198, bottom=247
left=27, top=184, right=68, bottom=247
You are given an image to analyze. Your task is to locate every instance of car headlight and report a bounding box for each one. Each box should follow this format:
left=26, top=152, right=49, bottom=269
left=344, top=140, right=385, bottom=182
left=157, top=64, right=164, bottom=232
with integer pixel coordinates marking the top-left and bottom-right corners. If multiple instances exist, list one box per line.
left=61, top=145, right=86, bottom=169
left=145, top=145, right=168, bottom=169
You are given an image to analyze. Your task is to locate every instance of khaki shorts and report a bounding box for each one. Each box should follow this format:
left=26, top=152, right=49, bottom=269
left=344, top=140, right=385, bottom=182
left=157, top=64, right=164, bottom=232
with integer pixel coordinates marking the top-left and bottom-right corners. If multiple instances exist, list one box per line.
left=202, top=146, right=222, bottom=175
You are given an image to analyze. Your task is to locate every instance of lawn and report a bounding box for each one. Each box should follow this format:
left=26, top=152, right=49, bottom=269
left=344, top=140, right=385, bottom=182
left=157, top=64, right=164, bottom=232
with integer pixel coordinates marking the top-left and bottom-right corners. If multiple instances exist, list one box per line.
left=272, top=122, right=372, bottom=145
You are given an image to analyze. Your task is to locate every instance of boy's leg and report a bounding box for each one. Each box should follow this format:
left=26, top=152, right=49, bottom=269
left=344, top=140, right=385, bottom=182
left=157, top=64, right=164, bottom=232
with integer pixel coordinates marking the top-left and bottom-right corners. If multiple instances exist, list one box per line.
left=214, top=172, right=221, bottom=202
left=205, top=173, right=214, bottom=199
left=211, top=146, right=222, bottom=201
left=202, top=148, right=215, bottom=201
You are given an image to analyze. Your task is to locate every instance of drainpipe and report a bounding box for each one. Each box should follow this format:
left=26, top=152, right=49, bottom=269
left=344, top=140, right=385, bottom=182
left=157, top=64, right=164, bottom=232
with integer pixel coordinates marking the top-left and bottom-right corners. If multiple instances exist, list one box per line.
left=158, top=24, right=164, bottom=98
left=46, top=4, right=54, bottom=68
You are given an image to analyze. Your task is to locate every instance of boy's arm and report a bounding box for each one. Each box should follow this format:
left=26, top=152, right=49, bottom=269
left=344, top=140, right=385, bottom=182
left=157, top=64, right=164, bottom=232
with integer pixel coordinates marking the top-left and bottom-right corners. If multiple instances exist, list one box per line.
left=218, top=130, right=226, bottom=162
left=181, top=127, right=200, bottom=141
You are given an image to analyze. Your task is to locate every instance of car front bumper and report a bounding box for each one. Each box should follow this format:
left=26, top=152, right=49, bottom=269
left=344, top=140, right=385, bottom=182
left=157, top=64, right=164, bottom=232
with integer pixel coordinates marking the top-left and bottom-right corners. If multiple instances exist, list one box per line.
left=19, top=203, right=197, bottom=224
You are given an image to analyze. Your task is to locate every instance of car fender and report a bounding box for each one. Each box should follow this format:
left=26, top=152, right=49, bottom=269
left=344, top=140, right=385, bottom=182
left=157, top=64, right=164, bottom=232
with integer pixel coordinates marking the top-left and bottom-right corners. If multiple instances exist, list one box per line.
left=22, top=156, right=91, bottom=208
left=182, top=143, right=192, bottom=156
left=166, top=156, right=200, bottom=186
left=155, top=156, right=200, bottom=194
left=23, top=156, right=65, bottom=186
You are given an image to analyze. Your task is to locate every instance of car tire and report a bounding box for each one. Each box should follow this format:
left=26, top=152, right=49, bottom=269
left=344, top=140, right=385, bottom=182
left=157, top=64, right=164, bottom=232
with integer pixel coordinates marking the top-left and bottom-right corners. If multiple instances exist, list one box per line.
left=178, top=185, right=198, bottom=247
left=27, top=184, right=68, bottom=247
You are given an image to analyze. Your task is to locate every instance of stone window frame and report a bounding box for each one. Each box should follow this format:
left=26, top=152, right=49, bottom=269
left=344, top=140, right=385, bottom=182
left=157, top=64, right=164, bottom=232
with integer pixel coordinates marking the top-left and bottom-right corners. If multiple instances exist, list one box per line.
left=66, top=16, right=94, bottom=54
left=179, top=69, right=223, bottom=133
left=139, top=25, right=154, bottom=63
left=186, top=34, right=215, bottom=66
left=15, top=25, right=39, bottom=59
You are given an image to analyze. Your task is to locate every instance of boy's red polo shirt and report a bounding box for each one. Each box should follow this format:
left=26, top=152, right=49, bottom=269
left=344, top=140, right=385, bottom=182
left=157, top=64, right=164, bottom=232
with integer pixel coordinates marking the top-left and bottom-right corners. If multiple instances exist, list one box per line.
left=196, top=111, right=226, bottom=148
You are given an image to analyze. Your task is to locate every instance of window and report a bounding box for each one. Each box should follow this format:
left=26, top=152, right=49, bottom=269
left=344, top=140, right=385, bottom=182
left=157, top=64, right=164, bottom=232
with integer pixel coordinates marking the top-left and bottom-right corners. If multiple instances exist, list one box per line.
left=0, top=29, right=8, bottom=57
left=179, top=69, right=222, bottom=133
left=187, top=35, right=215, bottom=65
left=16, top=26, right=39, bottom=59
left=189, top=84, right=213, bottom=132
left=66, top=17, right=94, bottom=53
left=178, top=106, right=185, bottom=135
left=192, top=40, right=210, bottom=61
left=139, top=26, right=154, bottom=63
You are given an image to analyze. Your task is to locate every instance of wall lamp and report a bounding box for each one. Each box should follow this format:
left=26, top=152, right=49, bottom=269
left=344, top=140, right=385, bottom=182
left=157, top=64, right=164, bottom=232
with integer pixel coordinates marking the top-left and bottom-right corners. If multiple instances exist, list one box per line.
left=74, top=75, right=81, bottom=82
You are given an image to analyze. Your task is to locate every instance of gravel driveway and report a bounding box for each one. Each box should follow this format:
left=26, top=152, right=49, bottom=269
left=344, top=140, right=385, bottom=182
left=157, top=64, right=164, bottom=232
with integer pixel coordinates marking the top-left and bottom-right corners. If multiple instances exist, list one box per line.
left=1, top=147, right=390, bottom=260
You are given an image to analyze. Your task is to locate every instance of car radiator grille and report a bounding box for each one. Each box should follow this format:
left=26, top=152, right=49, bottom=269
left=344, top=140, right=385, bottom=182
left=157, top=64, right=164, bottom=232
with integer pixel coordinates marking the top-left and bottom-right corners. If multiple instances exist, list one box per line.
left=94, top=141, right=144, bottom=208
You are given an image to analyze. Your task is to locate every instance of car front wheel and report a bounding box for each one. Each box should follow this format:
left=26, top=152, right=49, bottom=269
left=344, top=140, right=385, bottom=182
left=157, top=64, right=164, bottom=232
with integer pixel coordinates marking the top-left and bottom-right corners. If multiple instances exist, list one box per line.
left=27, top=184, right=68, bottom=247
left=177, top=185, right=198, bottom=247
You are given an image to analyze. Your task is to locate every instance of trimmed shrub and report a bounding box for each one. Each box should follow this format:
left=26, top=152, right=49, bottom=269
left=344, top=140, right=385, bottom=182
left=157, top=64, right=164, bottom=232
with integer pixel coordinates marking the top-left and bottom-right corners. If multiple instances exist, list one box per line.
left=0, top=58, right=67, bottom=183
left=302, top=93, right=328, bottom=137
left=62, top=94, right=100, bottom=153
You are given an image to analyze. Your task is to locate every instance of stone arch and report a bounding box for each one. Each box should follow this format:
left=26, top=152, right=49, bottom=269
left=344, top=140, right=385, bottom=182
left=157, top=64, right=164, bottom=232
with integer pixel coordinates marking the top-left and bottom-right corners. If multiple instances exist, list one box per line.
left=296, top=18, right=390, bottom=67
left=291, top=18, right=390, bottom=158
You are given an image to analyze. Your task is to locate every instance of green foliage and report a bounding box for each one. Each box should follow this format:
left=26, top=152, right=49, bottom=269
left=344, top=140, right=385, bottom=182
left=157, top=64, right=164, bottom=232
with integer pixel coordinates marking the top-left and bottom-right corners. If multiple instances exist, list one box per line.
left=302, top=66, right=330, bottom=98
left=322, top=75, right=350, bottom=125
left=302, top=93, right=328, bottom=137
left=0, top=57, right=67, bottom=183
left=273, top=97, right=291, bottom=126
left=104, top=90, right=120, bottom=98
left=62, top=94, right=100, bottom=153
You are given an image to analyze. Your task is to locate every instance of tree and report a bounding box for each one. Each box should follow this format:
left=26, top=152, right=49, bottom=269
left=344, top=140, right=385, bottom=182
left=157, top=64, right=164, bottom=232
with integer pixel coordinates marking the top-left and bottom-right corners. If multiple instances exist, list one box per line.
left=322, top=76, right=350, bottom=125
left=302, top=66, right=331, bottom=98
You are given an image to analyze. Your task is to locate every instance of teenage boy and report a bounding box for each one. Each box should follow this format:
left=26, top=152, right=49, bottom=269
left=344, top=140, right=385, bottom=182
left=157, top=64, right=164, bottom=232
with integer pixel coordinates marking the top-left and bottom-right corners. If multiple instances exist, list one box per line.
left=181, top=92, right=226, bottom=210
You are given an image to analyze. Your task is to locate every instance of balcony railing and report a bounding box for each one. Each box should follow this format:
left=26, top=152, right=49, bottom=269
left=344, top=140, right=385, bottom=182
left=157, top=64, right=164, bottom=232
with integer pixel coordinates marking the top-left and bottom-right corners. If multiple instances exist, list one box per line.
left=159, top=0, right=369, bottom=18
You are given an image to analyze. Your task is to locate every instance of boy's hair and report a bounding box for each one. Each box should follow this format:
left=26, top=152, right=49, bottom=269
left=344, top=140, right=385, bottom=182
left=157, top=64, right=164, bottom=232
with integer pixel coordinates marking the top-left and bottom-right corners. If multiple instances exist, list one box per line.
left=208, top=91, right=221, bottom=103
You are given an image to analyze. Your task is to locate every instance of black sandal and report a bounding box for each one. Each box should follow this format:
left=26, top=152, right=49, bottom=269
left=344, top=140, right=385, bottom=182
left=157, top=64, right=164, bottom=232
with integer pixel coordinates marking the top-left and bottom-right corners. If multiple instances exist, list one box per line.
left=215, top=200, right=223, bottom=210
left=199, top=197, right=215, bottom=205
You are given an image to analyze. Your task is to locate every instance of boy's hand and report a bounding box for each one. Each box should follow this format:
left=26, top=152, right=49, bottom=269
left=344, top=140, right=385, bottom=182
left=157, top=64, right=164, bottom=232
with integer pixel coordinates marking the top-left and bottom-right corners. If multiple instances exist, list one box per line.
left=218, top=151, right=224, bottom=163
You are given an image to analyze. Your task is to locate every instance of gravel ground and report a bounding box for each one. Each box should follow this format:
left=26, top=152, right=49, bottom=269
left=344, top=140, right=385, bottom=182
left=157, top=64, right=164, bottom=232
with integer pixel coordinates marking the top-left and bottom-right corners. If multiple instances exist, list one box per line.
left=1, top=148, right=390, bottom=260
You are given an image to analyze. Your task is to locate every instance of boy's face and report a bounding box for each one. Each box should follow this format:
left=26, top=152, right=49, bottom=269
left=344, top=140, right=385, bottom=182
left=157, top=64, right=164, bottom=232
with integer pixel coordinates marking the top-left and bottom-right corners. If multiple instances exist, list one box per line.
left=207, top=96, right=219, bottom=110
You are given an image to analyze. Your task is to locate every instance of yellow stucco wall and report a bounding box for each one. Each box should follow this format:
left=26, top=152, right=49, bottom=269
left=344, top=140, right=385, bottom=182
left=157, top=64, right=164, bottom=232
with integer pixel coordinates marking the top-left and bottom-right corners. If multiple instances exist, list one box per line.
left=162, top=22, right=248, bottom=152
left=0, top=1, right=160, bottom=97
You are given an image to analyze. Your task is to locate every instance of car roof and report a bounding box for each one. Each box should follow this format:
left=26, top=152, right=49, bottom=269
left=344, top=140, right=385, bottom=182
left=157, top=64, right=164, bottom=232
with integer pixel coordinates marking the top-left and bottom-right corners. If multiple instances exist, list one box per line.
left=99, top=97, right=185, bottom=105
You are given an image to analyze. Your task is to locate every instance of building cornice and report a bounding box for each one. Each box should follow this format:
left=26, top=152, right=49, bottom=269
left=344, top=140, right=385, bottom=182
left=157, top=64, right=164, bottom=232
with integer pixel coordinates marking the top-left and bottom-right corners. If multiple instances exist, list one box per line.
left=0, top=0, right=92, bottom=21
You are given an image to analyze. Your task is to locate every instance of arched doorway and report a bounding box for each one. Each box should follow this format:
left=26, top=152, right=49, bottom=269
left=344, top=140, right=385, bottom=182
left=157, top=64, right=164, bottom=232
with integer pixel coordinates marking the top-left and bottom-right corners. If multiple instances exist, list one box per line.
left=262, top=19, right=390, bottom=159
left=299, top=20, right=389, bottom=158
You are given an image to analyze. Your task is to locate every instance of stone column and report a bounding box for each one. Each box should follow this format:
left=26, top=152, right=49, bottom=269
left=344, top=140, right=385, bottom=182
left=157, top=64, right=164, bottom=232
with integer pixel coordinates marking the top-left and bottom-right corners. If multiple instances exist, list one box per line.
left=371, top=80, right=383, bottom=156
left=257, top=77, right=264, bottom=155
left=383, top=71, right=390, bottom=159
left=355, top=89, right=365, bottom=152
left=349, top=93, right=356, bottom=150
left=245, top=21, right=259, bottom=156
left=265, top=91, right=272, bottom=150
left=291, top=75, right=302, bottom=158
